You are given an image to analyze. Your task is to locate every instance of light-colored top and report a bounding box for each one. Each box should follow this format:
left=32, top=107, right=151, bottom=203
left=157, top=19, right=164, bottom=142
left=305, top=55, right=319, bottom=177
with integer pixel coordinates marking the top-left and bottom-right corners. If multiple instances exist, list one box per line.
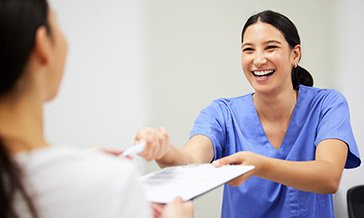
left=190, top=85, right=361, bottom=218
left=14, top=146, right=151, bottom=218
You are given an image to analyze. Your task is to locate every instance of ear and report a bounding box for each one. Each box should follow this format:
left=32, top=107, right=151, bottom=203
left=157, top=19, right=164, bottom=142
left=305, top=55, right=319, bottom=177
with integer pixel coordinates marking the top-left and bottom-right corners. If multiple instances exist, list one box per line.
left=32, top=26, right=54, bottom=68
left=291, top=44, right=301, bottom=66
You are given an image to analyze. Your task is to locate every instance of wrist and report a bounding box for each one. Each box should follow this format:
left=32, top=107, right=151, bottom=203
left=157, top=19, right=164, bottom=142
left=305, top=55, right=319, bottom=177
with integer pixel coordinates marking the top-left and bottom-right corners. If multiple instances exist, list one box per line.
left=156, top=144, right=175, bottom=167
left=255, top=155, right=270, bottom=177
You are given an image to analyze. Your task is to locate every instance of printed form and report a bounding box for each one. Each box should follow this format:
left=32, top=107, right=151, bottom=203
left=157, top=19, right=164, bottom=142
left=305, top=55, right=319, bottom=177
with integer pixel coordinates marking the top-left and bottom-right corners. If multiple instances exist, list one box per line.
left=140, top=164, right=254, bottom=203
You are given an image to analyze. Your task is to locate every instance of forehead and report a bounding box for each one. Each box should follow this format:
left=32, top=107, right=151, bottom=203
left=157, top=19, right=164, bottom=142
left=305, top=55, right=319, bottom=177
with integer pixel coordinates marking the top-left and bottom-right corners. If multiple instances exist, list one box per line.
left=242, top=21, right=286, bottom=45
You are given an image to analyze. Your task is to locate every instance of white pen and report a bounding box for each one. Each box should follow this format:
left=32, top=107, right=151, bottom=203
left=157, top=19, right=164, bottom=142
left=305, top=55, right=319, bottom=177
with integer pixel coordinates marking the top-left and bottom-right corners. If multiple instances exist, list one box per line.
left=121, top=142, right=146, bottom=157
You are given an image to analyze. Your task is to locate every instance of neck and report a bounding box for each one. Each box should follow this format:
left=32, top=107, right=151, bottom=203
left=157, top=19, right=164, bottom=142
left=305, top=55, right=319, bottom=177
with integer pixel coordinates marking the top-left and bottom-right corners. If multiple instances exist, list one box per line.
left=0, top=92, right=47, bottom=154
left=253, top=88, right=297, bottom=122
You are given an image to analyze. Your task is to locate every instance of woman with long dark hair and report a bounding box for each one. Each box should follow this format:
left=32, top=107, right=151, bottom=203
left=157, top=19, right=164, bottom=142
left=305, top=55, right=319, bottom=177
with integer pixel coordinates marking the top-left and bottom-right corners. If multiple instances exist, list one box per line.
left=135, top=10, right=361, bottom=217
left=0, top=0, right=192, bottom=217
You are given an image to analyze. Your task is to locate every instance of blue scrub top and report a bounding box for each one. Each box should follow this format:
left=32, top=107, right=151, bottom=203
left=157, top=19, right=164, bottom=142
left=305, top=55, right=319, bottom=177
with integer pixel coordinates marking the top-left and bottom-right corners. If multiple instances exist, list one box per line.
left=190, top=85, right=361, bottom=218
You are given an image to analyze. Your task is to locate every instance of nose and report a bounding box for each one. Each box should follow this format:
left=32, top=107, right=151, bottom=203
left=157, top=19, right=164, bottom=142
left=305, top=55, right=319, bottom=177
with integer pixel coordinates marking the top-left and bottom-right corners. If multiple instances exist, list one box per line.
left=253, top=51, right=267, bottom=66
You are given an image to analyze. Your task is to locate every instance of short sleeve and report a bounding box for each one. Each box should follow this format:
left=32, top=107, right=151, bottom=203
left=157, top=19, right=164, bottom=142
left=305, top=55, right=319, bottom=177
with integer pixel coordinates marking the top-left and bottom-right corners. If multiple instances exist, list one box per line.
left=190, top=100, right=228, bottom=160
left=315, top=91, right=361, bottom=168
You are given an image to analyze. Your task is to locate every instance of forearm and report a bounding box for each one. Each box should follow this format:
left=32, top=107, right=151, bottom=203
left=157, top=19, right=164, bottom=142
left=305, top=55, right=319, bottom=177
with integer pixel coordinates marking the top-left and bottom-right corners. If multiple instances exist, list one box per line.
left=156, top=135, right=214, bottom=168
left=156, top=144, right=196, bottom=168
left=215, top=140, right=348, bottom=194
left=136, top=127, right=214, bottom=168
left=258, top=157, right=343, bottom=194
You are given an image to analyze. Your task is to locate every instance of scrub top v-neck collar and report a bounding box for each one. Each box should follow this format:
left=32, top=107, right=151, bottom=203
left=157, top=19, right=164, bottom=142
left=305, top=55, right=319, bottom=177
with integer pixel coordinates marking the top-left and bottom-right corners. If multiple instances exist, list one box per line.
left=248, top=89, right=302, bottom=158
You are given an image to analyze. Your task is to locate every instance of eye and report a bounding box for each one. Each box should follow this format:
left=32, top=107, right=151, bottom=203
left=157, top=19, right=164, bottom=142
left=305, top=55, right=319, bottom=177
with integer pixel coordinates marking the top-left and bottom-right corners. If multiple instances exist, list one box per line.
left=242, top=47, right=254, bottom=53
left=266, top=45, right=278, bottom=52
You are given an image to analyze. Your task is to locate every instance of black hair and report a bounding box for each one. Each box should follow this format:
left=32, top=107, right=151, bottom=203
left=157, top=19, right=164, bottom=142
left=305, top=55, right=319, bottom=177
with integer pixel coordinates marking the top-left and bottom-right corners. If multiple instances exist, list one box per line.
left=0, top=0, right=50, bottom=217
left=0, top=0, right=51, bottom=94
left=241, top=10, right=313, bottom=90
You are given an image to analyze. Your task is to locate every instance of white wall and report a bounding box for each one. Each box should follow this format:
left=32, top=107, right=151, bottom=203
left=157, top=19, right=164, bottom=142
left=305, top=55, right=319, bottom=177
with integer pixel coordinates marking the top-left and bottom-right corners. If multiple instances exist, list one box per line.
left=45, top=1, right=362, bottom=217
left=333, top=1, right=364, bottom=217
left=45, top=0, right=147, bottom=151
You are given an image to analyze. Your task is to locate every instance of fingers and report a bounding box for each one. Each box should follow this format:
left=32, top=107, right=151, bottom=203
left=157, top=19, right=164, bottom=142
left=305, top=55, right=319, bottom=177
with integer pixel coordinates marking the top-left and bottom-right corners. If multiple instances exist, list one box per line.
left=156, top=127, right=169, bottom=159
left=212, top=152, right=245, bottom=167
left=143, top=129, right=156, bottom=160
left=162, top=197, right=194, bottom=218
left=135, top=127, right=170, bottom=161
left=151, top=203, right=165, bottom=218
left=227, top=170, right=254, bottom=186
left=212, top=151, right=257, bottom=186
left=135, top=127, right=154, bottom=144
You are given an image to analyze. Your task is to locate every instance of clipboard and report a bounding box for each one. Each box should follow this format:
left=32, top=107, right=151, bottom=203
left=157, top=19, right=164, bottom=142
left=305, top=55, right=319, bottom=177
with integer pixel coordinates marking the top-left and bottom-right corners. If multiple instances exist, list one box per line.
left=140, top=164, right=254, bottom=203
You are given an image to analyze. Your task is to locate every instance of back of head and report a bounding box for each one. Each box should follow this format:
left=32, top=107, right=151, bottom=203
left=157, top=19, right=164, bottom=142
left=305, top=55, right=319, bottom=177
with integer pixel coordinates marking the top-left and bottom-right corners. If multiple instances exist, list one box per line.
left=0, top=0, right=49, bottom=96
left=241, top=10, right=314, bottom=90
left=0, top=1, right=49, bottom=217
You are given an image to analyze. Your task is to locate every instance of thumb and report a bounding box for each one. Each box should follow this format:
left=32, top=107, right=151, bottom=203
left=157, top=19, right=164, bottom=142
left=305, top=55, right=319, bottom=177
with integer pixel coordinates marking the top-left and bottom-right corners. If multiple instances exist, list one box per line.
left=212, top=153, right=243, bottom=167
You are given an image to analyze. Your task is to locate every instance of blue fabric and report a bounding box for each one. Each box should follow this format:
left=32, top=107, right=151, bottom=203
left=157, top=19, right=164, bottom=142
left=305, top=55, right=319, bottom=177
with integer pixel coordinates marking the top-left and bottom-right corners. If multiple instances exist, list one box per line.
left=190, top=85, right=361, bottom=218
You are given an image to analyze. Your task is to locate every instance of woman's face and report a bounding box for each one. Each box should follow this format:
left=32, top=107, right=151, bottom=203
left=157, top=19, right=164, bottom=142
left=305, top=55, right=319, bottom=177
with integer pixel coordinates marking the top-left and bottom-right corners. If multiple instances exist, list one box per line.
left=45, top=10, right=68, bottom=101
left=241, top=21, right=300, bottom=95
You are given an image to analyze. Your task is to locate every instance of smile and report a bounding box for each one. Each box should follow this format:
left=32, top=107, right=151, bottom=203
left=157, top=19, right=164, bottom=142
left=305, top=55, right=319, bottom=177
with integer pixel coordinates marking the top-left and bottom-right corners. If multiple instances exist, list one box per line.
left=252, top=70, right=275, bottom=77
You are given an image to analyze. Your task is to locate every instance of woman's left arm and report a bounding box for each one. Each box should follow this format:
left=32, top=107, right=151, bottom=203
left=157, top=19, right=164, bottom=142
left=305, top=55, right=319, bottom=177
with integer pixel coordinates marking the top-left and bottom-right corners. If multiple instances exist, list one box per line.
left=213, top=139, right=348, bottom=194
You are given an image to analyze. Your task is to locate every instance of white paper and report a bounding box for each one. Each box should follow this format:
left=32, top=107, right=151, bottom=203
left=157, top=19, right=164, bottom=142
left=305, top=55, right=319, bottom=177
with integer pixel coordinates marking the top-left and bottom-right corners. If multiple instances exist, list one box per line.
left=140, top=164, right=254, bottom=203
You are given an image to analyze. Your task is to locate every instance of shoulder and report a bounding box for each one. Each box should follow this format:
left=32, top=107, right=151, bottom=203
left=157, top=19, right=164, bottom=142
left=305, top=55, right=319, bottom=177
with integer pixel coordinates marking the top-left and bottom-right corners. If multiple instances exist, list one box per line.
left=208, top=94, right=252, bottom=111
left=18, top=146, right=137, bottom=177
left=212, top=94, right=252, bottom=105
left=299, top=85, right=347, bottom=106
left=17, top=146, right=140, bottom=193
left=196, top=94, right=252, bottom=121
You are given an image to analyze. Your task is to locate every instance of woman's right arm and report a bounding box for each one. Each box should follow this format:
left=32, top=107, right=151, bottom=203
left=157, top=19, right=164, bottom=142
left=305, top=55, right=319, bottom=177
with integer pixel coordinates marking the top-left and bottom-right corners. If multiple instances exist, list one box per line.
left=135, top=127, right=214, bottom=167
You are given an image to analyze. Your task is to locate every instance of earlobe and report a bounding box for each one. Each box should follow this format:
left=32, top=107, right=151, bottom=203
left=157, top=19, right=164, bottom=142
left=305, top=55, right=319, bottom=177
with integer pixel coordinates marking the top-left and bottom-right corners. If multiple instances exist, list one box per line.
left=33, top=26, right=54, bottom=67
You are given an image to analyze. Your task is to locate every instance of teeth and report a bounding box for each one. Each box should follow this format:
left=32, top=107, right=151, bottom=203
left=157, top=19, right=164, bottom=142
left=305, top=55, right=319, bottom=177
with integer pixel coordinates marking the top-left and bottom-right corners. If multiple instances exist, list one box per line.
left=253, top=70, right=274, bottom=76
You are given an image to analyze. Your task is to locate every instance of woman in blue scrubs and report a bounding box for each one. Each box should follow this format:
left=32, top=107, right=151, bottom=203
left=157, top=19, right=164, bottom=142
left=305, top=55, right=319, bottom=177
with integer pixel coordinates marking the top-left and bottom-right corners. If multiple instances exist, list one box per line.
left=136, top=10, right=361, bottom=217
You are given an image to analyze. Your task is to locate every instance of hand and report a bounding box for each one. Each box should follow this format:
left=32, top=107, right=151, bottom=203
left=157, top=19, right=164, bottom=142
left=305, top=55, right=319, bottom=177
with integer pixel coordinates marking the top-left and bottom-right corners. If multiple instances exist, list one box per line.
left=212, top=151, right=264, bottom=186
left=151, top=203, right=165, bottom=218
left=161, top=198, right=194, bottom=218
left=134, top=127, right=170, bottom=161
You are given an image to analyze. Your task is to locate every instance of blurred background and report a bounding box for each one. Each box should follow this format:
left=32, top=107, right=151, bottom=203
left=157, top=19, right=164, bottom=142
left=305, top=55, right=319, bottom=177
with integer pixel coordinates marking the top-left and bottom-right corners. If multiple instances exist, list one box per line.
left=47, top=0, right=363, bottom=217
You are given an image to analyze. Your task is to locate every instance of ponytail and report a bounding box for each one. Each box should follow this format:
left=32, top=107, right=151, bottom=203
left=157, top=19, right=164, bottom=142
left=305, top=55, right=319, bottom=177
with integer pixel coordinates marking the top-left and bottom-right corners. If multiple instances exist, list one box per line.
left=0, top=139, right=38, bottom=218
left=291, top=65, right=314, bottom=90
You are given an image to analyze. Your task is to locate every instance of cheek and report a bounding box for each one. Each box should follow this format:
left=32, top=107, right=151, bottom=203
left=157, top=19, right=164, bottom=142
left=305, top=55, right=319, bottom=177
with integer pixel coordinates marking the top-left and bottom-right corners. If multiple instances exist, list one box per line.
left=241, top=55, right=250, bottom=70
left=266, top=51, right=280, bottom=61
left=241, top=62, right=252, bottom=79
left=58, top=32, right=68, bottom=60
left=267, top=51, right=290, bottom=67
left=54, top=33, right=68, bottom=74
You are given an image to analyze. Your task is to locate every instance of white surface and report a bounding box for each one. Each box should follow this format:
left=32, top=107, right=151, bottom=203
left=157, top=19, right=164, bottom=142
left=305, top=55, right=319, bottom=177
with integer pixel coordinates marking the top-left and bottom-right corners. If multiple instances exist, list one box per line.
left=46, top=0, right=147, bottom=149
left=332, top=1, right=364, bottom=217
left=140, top=164, right=254, bottom=203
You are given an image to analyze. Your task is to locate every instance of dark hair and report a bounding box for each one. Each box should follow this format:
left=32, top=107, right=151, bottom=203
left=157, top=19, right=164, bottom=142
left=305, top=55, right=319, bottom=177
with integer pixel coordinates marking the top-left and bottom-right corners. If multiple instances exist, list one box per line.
left=0, top=0, right=50, bottom=217
left=241, top=10, right=313, bottom=90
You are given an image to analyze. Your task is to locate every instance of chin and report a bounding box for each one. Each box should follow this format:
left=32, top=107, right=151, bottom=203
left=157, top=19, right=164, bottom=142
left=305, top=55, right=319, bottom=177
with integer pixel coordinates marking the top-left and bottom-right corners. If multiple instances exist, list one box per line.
left=252, top=83, right=276, bottom=95
left=45, top=91, right=59, bottom=102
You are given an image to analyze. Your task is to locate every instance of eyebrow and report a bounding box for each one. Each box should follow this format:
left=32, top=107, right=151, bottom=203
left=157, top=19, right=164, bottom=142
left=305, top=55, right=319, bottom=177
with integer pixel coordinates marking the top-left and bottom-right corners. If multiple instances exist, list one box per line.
left=241, top=40, right=282, bottom=48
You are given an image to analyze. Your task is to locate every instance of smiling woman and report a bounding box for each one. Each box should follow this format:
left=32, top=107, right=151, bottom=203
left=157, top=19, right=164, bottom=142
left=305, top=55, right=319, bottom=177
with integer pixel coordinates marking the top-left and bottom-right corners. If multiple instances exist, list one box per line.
left=134, top=10, right=361, bottom=218
left=241, top=10, right=313, bottom=95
